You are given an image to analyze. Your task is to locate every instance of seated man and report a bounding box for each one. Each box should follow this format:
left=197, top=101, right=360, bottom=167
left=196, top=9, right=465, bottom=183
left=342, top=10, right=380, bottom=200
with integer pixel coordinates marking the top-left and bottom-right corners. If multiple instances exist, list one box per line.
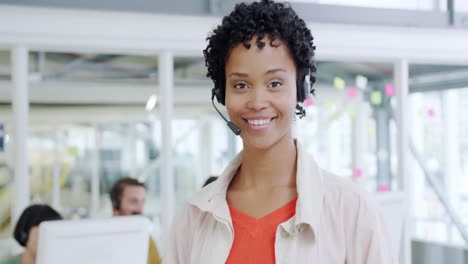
left=110, top=177, right=162, bottom=264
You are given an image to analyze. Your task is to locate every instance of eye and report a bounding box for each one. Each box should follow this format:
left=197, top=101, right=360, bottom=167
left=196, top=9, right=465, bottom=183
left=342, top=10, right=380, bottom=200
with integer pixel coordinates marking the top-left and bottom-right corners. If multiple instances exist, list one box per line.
left=233, top=82, right=248, bottom=89
left=268, top=80, right=283, bottom=88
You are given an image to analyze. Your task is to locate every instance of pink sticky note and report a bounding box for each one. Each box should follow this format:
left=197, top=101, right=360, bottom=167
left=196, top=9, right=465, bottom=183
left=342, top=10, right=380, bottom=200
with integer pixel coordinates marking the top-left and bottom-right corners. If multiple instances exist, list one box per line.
left=427, top=108, right=435, bottom=118
left=347, top=86, right=358, bottom=99
left=378, top=184, right=389, bottom=192
left=384, top=83, right=395, bottom=97
left=354, top=168, right=362, bottom=179
left=304, top=98, right=314, bottom=107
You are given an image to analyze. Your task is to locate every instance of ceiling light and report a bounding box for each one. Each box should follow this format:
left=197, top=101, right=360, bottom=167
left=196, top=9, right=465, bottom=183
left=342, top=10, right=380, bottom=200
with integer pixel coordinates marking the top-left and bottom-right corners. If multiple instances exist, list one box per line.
left=145, top=94, right=158, bottom=111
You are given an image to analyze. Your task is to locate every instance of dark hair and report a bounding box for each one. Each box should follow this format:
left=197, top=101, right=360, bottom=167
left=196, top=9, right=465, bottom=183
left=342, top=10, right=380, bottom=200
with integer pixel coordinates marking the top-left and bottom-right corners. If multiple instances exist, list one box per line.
left=202, top=176, right=218, bottom=188
left=110, top=177, right=146, bottom=210
left=204, top=0, right=317, bottom=117
left=13, top=204, right=62, bottom=247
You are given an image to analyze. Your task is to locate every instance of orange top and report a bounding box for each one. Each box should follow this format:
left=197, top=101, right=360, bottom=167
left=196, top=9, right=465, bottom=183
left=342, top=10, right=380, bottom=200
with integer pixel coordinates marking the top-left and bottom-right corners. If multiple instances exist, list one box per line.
left=226, top=198, right=297, bottom=264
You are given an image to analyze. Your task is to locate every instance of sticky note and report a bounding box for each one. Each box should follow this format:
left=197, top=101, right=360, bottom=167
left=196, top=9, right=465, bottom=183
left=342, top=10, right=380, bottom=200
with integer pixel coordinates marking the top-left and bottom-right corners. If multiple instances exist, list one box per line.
left=68, top=146, right=78, bottom=157
left=418, top=109, right=425, bottom=118
left=333, top=77, right=345, bottom=90
left=356, top=75, right=368, bottom=90
left=366, top=122, right=375, bottom=135
left=347, top=105, right=356, bottom=117
left=304, top=98, right=314, bottom=107
left=354, top=168, right=363, bottom=179
left=378, top=184, right=390, bottom=192
left=330, top=113, right=339, bottom=121
left=427, top=108, right=435, bottom=118
left=371, top=91, right=382, bottom=105
left=324, top=100, right=334, bottom=111
left=384, top=83, right=395, bottom=97
left=347, top=86, right=358, bottom=99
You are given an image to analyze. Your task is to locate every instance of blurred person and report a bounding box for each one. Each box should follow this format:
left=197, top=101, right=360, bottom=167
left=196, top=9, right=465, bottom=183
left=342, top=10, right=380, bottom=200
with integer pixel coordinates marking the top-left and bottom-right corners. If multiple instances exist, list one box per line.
left=110, top=177, right=162, bottom=264
left=1, top=204, right=62, bottom=264
left=167, top=1, right=396, bottom=263
left=202, top=176, right=218, bottom=188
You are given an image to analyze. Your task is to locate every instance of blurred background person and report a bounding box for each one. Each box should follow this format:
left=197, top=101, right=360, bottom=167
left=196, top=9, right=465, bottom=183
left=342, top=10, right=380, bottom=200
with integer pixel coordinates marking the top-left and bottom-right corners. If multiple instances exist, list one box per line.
left=1, top=204, right=62, bottom=264
left=109, top=177, right=161, bottom=264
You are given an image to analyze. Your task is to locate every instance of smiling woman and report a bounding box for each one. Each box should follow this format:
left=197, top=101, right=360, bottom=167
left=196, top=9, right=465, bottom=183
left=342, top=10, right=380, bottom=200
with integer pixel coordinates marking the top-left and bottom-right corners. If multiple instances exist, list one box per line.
left=167, top=1, right=396, bottom=263
left=224, top=36, right=298, bottom=150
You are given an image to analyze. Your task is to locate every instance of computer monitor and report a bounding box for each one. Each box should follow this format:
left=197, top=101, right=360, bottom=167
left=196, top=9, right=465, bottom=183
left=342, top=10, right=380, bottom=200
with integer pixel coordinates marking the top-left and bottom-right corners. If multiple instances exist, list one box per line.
left=375, top=191, right=406, bottom=259
left=36, top=216, right=151, bottom=264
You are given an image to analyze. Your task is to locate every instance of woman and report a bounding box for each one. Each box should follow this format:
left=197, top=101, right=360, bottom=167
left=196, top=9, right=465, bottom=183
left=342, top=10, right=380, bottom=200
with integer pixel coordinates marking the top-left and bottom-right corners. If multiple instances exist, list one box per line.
left=1, top=204, right=62, bottom=264
left=167, top=0, right=396, bottom=263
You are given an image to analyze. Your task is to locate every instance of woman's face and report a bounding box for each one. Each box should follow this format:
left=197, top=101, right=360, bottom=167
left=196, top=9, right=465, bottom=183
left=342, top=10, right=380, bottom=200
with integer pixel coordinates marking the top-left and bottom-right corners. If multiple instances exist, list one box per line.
left=26, top=226, right=39, bottom=255
left=225, top=36, right=297, bottom=150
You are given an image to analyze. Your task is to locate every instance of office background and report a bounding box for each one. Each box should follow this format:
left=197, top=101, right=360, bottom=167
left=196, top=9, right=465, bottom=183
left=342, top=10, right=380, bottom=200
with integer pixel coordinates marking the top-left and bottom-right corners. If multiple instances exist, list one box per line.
left=1, top=0, right=468, bottom=263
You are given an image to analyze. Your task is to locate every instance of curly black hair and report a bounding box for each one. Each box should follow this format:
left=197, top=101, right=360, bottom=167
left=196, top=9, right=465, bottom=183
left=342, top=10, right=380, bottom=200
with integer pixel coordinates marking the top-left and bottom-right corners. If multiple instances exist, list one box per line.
left=204, top=0, right=317, bottom=117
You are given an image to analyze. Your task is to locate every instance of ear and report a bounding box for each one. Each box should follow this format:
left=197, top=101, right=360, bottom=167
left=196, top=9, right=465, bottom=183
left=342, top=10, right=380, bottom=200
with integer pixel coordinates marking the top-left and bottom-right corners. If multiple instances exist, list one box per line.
left=112, top=208, right=120, bottom=216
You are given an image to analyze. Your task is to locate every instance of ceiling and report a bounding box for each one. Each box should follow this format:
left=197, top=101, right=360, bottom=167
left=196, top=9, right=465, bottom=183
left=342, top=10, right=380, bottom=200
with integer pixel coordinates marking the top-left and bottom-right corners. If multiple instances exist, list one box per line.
left=1, top=50, right=468, bottom=106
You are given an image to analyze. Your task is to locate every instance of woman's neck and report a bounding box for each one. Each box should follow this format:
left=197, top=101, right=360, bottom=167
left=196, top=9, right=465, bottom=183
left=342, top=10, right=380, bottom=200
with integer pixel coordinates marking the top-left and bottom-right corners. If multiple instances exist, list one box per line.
left=234, top=137, right=297, bottom=190
left=20, top=250, right=35, bottom=264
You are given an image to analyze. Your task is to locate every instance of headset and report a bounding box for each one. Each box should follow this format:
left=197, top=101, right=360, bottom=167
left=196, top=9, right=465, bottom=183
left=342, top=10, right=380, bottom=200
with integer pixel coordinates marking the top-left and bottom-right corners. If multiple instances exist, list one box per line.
left=110, top=188, right=121, bottom=210
left=111, top=194, right=121, bottom=210
left=211, top=88, right=241, bottom=135
left=211, top=69, right=312, bottom=135
left=14, top=214, right=30, bottom=246
left=300, top=70, right=312, bottom=102
left=114, top=200, right=121, bottom=210
left=19, top=231, right=28, bottom=246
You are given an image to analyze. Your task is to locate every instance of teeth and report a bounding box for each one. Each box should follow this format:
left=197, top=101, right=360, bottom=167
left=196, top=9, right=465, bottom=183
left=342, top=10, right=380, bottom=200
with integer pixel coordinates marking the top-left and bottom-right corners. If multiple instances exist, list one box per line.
left=248, top=119, right=271, bottom=126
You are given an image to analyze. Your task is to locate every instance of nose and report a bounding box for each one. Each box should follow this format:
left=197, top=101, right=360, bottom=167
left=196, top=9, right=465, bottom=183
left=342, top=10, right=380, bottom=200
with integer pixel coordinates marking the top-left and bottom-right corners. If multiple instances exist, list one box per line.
left=246, top=87, right=268, bottom=111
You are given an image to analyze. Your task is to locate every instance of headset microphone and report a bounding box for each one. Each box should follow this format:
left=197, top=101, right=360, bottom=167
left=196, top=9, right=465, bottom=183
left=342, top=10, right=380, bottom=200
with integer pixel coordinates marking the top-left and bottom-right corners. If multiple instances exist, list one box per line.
left=211, top=89, right=241, bottom=136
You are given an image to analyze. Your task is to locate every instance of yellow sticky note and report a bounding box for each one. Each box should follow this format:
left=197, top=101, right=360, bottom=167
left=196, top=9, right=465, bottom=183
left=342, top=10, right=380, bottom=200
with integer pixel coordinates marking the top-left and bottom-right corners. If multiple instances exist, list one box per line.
left=324, top=100, right=334, bottom=111
left=330, top=113, right=339, bottom=121
left=371, top=91, right=382, bottom=105
left=417, top=109, right=424, bottom=118
left=366, top=122, right=375, bottom=135
left=347, top=106, right=356, bottom=117
left=333, top=77, right=345, bottom=90
left=68, top=146, right=78, bottom=157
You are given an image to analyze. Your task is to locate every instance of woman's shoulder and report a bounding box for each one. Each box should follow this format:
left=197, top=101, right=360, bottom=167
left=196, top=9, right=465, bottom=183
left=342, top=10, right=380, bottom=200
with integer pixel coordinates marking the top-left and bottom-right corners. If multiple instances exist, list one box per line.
left=322, top=170, right=365, bottom=193
left=321, top=170, right=379, bottom=211
left=0, top=255, right=22, bottom=264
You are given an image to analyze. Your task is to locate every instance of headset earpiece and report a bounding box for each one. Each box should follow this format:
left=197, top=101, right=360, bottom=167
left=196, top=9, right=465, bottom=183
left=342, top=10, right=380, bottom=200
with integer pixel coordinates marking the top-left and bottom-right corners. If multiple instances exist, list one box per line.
left=111, top=192, right=120, bottom=210
left=211, top=85, right=241, bottom=135
left=303, top=74, right=311, bottom=101
left=20, top=231, right=27, bottom=245
left=212, top=84, right=224, bottom=105
left=211, top=88, right=218, bottom=101
left=297, top=68, right=311, bottom=102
